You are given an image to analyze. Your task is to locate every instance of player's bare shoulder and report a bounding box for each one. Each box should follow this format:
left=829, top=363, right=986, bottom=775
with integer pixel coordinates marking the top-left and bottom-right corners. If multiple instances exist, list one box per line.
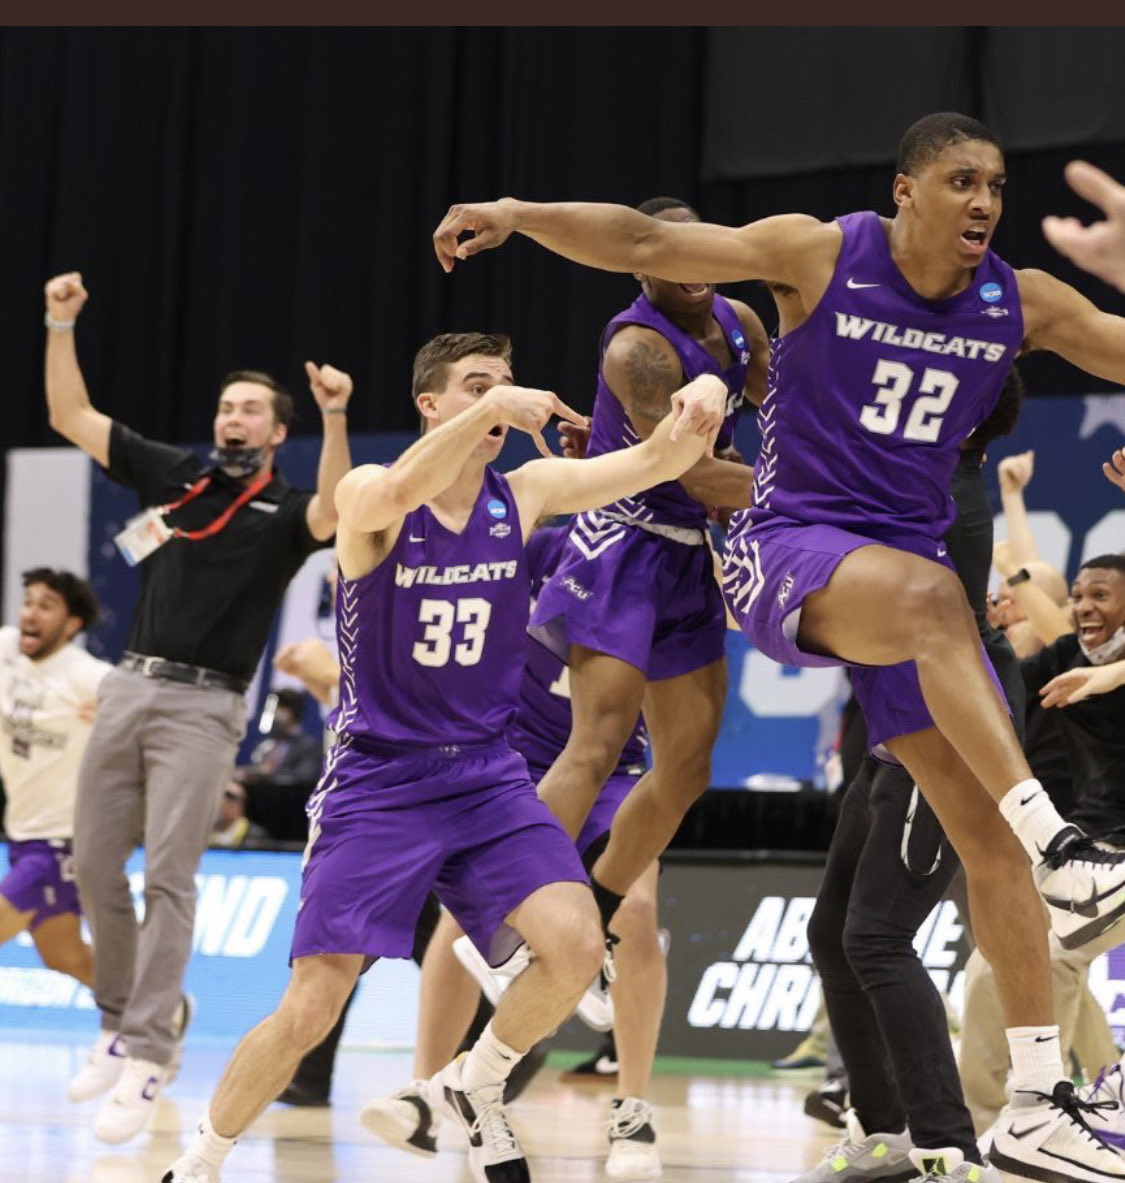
left=602, top=324, right=684, bottom=421
left=1014, top=266, right=1092, bottom=350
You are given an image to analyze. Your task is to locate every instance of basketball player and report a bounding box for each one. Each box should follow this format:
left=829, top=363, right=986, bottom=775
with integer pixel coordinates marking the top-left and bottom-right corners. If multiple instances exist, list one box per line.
left=432, top=111, right=1125, bottom=1181
left=161, top=332, right=725, bottom=1183
left=0, top=569, right=108, bottom=987
left=365, top=521, right=665, bottom=1180
left=509, top=197, right=767, bottom=965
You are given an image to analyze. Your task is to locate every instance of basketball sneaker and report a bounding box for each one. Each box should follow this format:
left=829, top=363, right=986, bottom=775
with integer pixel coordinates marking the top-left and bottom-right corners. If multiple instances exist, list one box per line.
left=1077, top=1063, right=1125, bottom=1153
left=430, top=1055, right=529, bottom=1183
left=578, top=934, right=618, bottom=1033
left=606, top=1096, right=661, bottom=1179
left=986, top=1080, right=1125, bottom=1182
left=68, top=1030, right=129, bottom=1102
left=452, top=936, right=532, bottom=1007
left=1035, top=827, right=1125, bottom=950
left=161, top=1157, right=221, bottom=1183
left=561, top=1031, right=619, bottom=1082
left=790, top=1110, right=915, bottom=1183
left=804, top=1078, right=849, bottom=1129
left=360, top=1082, right=440, bottom=1157
left=906, top=1147, right=1002, bottom=1182
left=92, top=1056, right=165, bottom=1144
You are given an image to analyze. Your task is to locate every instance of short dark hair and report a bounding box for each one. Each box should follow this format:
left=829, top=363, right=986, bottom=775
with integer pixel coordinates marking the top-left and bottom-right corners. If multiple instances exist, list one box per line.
left=1080, top=554, right=1125, bottom=577
left=220, top=370, right=295, bottom=429
left=637, top=196, right=700, bottom=220
left=21, top=568, right=99, bottom=630
left=897, top=112, right=1002, bottom=176
left=411, top=333, right=513, bottom=402
left=969, top=364, right=1024, bottom=447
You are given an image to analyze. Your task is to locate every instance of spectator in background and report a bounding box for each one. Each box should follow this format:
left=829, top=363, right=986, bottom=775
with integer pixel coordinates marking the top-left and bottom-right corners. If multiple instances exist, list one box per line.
left=238, top=689, right=323, bottom=789
left=209, top=782, right=269, bottom=850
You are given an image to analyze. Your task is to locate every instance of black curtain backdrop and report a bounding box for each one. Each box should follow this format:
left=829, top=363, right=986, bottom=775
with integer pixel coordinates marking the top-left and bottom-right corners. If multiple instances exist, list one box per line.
left=4, top=25, right=1125, bottom=473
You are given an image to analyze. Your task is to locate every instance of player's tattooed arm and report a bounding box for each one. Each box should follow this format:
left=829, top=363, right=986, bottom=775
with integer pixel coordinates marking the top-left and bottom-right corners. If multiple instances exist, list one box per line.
left=603, top=326, right=684, bottom=440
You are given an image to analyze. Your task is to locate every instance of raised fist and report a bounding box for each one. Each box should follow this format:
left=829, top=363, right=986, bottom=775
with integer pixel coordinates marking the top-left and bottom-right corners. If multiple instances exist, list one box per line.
left=45, top=272, right=88, bottom=323
left=997, top=450, right=1034, bottom=494
left=305, top=361, right=354, bottom=414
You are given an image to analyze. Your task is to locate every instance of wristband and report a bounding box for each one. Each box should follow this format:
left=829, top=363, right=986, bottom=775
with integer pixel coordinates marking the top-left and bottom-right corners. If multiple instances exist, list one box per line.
left=1006, top=567, right=1031, bottom=588
left=322, top=407, right=348, bottom=416
left=44, top=312, right=76, bottom=332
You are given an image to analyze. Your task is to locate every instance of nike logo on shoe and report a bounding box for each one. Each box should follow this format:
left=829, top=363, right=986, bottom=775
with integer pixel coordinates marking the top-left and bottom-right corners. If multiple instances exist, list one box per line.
left=846, top=278, right=880, bottom=289
left=1009, top=1120, right=1053, bottom=1139
left=1041, top=883, right=1103, bottom=918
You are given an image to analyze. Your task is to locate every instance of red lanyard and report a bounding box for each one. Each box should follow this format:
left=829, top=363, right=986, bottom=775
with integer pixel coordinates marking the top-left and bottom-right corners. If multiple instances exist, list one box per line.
left=158, top=469, right=273, bottom=542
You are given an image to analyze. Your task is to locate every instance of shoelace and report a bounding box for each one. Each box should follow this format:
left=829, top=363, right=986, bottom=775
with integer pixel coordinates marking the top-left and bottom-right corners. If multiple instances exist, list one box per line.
left=468, top=1095, right=520, bottom=1158
left=1024, top=1084, right=1119, bottom=1147
left=607, top=1100, right=653, bottom=1139
left=1042, top=834, right=1125, bottom=870
left=601, top=933, right=620, bottom=989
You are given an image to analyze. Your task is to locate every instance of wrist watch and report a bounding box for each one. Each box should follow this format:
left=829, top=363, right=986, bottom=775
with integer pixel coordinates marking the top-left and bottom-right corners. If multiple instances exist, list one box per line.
left=1005, top=567, right=1031, bottom=588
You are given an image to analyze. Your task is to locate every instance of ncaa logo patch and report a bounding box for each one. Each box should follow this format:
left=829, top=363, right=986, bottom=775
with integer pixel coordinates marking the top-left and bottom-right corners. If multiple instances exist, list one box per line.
left=486, top=498, right=507, bottom=520
left=732, top=329, right=746, bottom=349
left=979, top=282, right=1003, bottom=304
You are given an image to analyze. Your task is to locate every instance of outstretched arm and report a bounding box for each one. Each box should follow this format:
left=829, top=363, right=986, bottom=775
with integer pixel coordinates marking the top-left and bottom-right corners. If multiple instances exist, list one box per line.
left=433, top=198, right=837, bottom=289
left=43, top=273, right=112, bottom=466
left=335, top=385, right=584, bottom=536
left=1019, top=266, right=1125, bottom=384
left=509, top=373, right=727, bottom=527
left=304, top=362, right=354, bottom=541
left=1042, top=161, right=1125, bottom=292
left=996, top=451, right=1039, bottom=565
left=1039, top=660, right=1125, bottom=708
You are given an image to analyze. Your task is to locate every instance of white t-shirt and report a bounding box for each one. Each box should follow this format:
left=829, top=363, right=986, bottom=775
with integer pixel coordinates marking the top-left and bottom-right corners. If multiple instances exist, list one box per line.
left=0, top=626, right=112, bottom=840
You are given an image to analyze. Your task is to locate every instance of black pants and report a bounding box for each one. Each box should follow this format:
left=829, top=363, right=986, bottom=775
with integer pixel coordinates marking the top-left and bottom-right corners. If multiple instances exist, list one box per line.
left=807, top=756, right=979, bottom=1161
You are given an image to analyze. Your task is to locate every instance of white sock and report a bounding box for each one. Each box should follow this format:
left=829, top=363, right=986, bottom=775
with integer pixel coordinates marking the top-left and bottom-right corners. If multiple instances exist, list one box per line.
left=998, top=780, right=1070, bottom=863
left=1007, top=1026, right=1064, bottom=1095
left=461, top=1021, right=524, bottom=1093
left=191, top=1112, right=237, bottom=1167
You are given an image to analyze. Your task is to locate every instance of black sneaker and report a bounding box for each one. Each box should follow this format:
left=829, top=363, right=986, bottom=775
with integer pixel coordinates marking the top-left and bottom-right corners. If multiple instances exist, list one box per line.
left=431, top=1056, right=529, bottom=1183
left=804, top=1079, right=849, bottom=1129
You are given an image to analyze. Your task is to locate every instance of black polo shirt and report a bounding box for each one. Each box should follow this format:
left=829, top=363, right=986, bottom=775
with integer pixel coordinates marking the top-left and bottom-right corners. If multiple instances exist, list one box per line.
left=105, top=422, right=329, bottom=682
left=1021, top=634, right=1125, bottom=835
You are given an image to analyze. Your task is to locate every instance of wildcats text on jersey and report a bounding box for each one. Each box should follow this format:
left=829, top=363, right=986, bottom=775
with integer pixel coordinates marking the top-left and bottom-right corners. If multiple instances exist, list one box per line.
left=835, top=312, right=1008, bottom=363
left=394, top=560, right=519, bottom=588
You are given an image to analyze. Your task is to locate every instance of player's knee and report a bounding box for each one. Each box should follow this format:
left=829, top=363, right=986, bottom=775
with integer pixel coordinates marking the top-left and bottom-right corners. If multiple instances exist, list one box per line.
left=906, top=568, right=974, bottom=648
left=537, top=913, right=604, bottom=991
left=278, top=989, right=341, bottom=1053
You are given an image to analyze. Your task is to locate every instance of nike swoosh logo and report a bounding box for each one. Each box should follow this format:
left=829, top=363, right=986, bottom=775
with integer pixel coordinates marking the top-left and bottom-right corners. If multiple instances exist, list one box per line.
left=1020, top=793, right=1041, bottom=805
left=1041, top=882, right=1102, bottom=918
left=846, top=278, right=880, bottom=289
left=1009, top=1120, right=1053, bottom=1140
left=1034, top=1035, right=1057, bottom=1042
left=409, top=535, right=425, bottom=542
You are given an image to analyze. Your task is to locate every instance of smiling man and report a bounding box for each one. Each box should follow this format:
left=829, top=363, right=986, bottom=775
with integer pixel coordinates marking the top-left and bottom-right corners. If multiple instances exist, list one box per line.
left=433, top=111, right=1125, bottom=1183
left=41, top=272, right=352, bottom=1144
left=0, top=569, right=108, bottom=991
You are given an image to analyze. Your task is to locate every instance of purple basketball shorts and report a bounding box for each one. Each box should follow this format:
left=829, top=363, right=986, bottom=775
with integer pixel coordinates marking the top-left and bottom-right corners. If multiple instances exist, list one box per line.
left=531, top=516, right=725, bottom=681
left=0, top=839, right=81, bottom=928
left=722, top=515, right=1004, bottom=749
left=292, top=739, right=587, bottom=966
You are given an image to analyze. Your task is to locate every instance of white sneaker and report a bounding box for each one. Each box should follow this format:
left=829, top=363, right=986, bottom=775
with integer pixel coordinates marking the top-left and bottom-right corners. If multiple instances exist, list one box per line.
left=607, top=1096, right=661, bottom=1179
left=160, top=1155, right=220, bottom=1183
left=93, top=1057, right=165, bottom=1144
left=452, top=936, right=532, bottom=1007
left=360, top=1081, right=440, bottom=1157
left=907, top=1148, right=1002, bottom=1182
left=166, top=993, right=196, bottom=1086
left=1078, top=1064, right=1125, bottom=1155
left=68, top=1030, right=129, bottom=1102
left=988, top=1080, right=1125, bottom=1182
left=576, top=935, right=617, bottom=1033
left=790, top=1109, right=915, bottom=1183
left=1036, top=827, right=1125, bottom=950
left=428, top=1056, right=528, bottom=1183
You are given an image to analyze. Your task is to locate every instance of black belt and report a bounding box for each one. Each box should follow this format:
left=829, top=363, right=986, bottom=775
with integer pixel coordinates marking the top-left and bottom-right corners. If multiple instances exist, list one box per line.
left=120, top=652, right=248, bottom=695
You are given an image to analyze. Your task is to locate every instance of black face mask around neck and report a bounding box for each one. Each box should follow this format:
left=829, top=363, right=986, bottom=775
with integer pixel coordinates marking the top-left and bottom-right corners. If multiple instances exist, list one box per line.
left=209, top=444, right=265, bottom=479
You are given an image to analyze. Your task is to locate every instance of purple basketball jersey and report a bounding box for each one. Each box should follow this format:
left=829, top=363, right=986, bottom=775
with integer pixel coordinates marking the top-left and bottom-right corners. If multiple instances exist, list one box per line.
left=509, top=525, right=647, bottom=773
left=735, top=211, right=1024, bottom=546
left=586, top=292, right=750, bottom=528
left=328, top=468, right=529, bottom=749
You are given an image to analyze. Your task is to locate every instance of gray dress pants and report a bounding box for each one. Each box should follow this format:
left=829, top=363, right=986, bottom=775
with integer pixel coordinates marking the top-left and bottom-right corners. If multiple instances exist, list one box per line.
left=73, top=667, right=248, bottom=1065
